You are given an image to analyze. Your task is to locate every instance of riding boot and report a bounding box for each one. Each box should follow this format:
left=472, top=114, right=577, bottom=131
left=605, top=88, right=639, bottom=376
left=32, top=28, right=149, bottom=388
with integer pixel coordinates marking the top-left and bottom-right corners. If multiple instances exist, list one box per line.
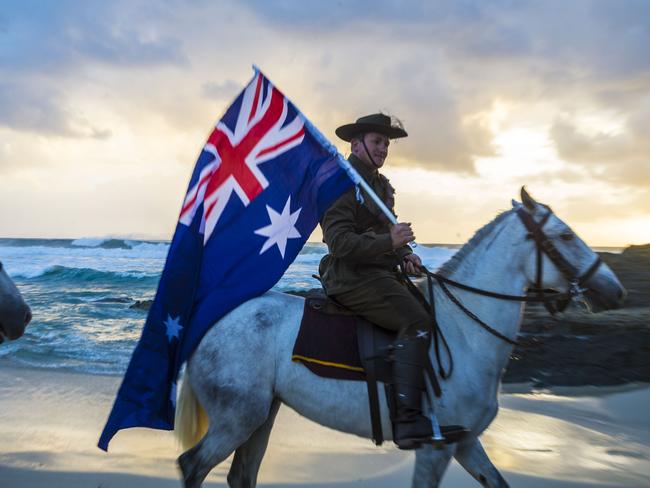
left=390, top=337, right=468, bottom=450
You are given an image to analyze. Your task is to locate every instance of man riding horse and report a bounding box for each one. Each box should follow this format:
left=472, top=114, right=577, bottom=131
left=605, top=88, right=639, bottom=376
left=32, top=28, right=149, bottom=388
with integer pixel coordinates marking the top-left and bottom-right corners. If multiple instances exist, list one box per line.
left=318, top=113, right=467, bottom=449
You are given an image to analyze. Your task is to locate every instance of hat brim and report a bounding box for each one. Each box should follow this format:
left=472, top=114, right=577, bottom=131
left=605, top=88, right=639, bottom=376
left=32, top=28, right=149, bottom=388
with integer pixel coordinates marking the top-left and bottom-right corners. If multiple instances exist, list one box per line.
left=335, top=123, right=408, bottom=142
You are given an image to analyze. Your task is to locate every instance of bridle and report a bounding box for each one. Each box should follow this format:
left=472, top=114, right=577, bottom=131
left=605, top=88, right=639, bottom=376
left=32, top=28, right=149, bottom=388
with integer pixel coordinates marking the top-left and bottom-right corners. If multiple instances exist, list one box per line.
left=515, top=206, right=602, bottom=314
left=403, top=206, right=603, bottom=377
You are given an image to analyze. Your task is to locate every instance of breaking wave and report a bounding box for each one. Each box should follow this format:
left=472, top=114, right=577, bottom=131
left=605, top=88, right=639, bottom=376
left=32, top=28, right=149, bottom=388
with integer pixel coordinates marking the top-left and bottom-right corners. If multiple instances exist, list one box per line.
left=0, top=237, right=169, bottom=251
left=29, top=265, right=159, bottom=283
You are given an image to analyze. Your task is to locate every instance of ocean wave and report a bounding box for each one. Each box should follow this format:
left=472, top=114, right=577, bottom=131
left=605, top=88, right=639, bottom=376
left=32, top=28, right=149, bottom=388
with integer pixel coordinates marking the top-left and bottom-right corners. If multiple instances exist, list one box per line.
left=71, top=237, right=132, bottom=249
left=0, top=237, right=169, bottom=251
left=71, top=237, right=170, bottom=250
left=23, top=265, right=159, bottom=283
left=0, top=238, right=75, bottom=248
left=300, top=242, right=327, bottom=254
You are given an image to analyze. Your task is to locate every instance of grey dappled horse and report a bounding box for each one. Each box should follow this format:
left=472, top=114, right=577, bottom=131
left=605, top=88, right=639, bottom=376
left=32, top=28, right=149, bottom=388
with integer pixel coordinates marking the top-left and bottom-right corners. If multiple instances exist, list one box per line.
left=175, top=190, right=625, bottom=488
left=0, top=261, right=32, bottom=344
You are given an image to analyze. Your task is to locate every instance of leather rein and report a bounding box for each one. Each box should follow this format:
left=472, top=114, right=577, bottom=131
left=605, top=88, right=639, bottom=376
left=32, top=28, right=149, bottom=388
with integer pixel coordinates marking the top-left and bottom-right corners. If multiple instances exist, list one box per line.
left=402, top=207, right=602, bottom=377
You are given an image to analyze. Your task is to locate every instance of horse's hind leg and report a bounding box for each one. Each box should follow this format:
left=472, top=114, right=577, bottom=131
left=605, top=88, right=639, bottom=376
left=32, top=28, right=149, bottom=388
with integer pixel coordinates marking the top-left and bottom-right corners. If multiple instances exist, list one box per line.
left=178, top=390, right=274, bottom=488
left=178, top=422, right=234, bottom=488
left=454, top=437, right=509, bottom=487
left=227, top=398, right=281, bottom=488
left=178, top=368, right=275, bottom=488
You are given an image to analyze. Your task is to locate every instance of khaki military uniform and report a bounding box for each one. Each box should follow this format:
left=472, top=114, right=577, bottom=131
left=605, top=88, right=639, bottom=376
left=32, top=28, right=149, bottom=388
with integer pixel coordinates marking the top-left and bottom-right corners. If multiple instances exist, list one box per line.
left=319, top=155, right=431, bottom=335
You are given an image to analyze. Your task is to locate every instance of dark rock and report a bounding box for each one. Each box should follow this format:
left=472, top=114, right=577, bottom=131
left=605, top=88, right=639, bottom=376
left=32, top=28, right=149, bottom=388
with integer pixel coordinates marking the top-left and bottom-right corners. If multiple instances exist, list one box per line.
left=99, top=239, right=132, bottom=249
left=130, top=299, right=153, bottom=310
left=504, top=246, right=650, bottom=388
left=95, top=296, right=133, bottom=303
left=287, top=289, right=319, bottom=298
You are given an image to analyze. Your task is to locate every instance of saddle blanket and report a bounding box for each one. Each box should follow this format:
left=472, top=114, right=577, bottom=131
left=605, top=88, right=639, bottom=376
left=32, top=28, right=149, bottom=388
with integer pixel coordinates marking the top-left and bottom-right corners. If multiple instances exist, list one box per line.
left=291, top=298, right=369, bottom=381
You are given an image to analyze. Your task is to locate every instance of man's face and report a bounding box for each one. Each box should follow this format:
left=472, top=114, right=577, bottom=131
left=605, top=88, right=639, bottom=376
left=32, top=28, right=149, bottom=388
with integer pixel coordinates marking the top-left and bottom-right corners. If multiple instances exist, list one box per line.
left=352, top=132, right=390, bottom=169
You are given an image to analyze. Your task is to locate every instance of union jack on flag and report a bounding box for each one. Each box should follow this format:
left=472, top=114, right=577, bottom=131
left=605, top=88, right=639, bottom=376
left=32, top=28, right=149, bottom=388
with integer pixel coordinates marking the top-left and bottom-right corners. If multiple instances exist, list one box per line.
left=99, top=68, right=354, bottom=450
left=179, top=73, right=307, bottom=243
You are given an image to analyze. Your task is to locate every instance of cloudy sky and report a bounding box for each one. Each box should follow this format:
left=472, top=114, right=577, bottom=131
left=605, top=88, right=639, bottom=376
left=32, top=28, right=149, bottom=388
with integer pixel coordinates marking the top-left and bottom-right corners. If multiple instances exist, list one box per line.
left=1, top=0, right=648, bottom=246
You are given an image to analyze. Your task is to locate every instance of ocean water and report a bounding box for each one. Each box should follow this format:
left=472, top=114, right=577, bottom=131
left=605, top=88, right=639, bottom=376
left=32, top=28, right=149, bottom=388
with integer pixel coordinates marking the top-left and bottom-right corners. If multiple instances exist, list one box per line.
left=0, top=238, right=457, bottom=376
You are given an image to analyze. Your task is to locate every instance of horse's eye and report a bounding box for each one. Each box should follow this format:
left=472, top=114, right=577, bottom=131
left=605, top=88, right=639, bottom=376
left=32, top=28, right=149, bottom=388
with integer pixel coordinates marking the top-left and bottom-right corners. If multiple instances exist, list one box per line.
left=560, top=232, right=574, bottom=241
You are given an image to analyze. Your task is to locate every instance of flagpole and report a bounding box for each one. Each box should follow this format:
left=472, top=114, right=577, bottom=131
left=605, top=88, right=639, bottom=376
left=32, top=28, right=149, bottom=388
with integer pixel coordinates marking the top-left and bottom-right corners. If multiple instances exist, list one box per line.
left=304, top=123, right=400, bottom=226
left=252, top=65, right=417, bottom=247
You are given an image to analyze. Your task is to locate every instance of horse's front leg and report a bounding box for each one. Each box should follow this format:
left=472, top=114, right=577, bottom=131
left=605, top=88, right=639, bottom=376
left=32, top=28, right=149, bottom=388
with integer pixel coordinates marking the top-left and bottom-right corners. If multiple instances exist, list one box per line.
left=412, top=444, right=455, bottom=488
left=454, top=437, right=509, bottom=487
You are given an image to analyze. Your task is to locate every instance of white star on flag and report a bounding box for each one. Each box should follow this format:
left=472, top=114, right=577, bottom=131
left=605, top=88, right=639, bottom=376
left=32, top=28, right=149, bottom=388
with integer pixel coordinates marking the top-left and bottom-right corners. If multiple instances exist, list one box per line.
left=164, top=315, right=183, bottom=342
left=254, top=196, right=302, bottom=258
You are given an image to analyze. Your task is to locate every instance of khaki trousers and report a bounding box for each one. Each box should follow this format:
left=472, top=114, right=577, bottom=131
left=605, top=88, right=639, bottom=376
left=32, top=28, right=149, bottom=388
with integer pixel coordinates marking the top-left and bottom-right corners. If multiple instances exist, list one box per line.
left=332, top=275, right=431, bottom=338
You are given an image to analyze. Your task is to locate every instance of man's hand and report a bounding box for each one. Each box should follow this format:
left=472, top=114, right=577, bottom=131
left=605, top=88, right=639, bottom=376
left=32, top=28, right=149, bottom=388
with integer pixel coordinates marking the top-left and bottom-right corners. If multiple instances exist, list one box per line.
left=403, top=253, right=423, bottom=276
left=390, top=222, right=415, bottom=249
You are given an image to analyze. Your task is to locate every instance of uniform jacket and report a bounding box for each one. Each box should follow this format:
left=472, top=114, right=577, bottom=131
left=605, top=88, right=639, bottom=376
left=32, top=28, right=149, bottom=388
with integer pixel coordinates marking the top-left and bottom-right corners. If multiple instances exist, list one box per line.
left=318, top=154, right=412, bottom=295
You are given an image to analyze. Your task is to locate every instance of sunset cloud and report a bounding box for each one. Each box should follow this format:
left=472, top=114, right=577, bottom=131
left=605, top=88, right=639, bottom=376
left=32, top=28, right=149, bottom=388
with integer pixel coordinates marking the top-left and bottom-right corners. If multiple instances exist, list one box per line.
left=550, top=99, right=650, bottom=186
left=0, top=0, right=648, bottom=245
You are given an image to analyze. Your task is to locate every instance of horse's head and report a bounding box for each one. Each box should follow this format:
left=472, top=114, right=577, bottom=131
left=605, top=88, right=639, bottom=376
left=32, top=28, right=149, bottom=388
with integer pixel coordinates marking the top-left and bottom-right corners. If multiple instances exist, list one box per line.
left=0, top=261, right=32, bottom=344
left=513, top=187, right=625, bottom=312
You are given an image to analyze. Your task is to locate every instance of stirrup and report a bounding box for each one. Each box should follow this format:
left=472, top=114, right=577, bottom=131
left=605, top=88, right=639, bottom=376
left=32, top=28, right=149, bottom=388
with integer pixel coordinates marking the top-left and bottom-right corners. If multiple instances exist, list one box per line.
left=395, top=425, right=469, bottom=450
left=435, top=425, right=470, bottom=445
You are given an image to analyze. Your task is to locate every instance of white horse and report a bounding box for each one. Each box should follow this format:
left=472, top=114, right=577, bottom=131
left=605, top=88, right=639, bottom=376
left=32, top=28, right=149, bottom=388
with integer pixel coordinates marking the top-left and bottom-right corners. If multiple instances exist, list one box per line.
left=0, top=260, right=32, bottom=344
left=175, top=190, right=625, bottom=488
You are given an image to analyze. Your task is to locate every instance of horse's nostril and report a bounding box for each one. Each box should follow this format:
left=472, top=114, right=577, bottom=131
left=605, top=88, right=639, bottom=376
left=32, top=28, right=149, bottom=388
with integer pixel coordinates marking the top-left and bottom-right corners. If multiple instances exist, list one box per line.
left=24, top=308, right=32, bottom=326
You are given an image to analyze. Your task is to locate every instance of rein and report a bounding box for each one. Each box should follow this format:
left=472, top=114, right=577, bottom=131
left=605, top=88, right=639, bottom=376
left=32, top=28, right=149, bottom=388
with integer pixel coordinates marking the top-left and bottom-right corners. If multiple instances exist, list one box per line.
left=402, top=206, right=603, bottom=377
left=423, top=270, right=519, bottom=346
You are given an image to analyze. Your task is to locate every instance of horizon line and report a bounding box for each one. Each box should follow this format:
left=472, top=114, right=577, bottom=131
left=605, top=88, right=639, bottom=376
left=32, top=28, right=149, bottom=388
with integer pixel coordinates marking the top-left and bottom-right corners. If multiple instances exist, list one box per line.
left=0, top=236, right=639, bottom=250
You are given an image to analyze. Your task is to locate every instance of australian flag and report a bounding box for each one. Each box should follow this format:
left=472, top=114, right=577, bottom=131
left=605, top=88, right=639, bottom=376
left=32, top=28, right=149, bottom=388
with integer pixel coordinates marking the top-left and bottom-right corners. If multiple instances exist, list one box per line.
left=98, top=68, right=353, bottom=450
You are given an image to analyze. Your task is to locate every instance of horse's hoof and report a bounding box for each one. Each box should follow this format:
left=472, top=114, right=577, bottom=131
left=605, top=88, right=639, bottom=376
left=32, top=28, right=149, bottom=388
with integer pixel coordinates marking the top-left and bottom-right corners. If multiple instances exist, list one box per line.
left=178, top=451, right=199, bottom=488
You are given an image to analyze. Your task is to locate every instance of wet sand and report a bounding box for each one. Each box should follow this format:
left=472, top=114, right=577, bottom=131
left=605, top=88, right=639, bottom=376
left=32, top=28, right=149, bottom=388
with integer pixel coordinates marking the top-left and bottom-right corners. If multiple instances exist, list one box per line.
left=0, top=363, right=648, bottom=487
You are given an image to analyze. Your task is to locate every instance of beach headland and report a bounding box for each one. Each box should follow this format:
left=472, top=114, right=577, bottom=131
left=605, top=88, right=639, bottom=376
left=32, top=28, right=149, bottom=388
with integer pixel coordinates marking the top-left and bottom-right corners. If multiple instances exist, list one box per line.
left=505, top=244, right=650, bottom=388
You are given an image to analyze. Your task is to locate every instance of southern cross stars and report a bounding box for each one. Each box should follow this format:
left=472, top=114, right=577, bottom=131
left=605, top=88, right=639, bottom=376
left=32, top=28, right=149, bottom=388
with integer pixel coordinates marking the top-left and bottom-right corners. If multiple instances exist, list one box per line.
left=164, top=314, right=183, bottom=342
left=254, top=196, right=302, bottom=259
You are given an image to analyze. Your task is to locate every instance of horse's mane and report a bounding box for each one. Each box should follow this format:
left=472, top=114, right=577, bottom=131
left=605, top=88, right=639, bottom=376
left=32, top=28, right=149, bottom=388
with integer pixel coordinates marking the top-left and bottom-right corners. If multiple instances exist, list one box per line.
left=438, top=209, right=514, bottom=276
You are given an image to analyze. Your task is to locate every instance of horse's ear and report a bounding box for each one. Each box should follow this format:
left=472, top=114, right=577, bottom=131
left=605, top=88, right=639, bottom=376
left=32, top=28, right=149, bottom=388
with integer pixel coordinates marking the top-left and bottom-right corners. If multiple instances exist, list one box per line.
left=511, top=199, right=521, bottom=208
left=520, top=186, right=538, bottom=211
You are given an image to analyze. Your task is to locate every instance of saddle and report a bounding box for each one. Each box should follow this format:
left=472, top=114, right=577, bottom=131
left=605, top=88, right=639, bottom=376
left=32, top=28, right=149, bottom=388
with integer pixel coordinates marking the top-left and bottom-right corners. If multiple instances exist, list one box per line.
left=291, top=289, right=441, bottom=445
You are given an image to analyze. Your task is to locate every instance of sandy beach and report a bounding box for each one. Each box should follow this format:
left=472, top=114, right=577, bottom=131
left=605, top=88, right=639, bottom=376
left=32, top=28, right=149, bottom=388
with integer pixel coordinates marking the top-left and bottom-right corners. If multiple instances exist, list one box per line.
left=1, top=245, right=648, bottom=487
left=0, top=362, right=648, bottom=487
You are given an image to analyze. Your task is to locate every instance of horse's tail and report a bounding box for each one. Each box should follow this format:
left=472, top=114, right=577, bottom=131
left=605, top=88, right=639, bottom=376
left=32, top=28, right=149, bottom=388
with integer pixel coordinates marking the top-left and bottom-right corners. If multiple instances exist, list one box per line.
left=174, top=377, right=209, bottom=451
